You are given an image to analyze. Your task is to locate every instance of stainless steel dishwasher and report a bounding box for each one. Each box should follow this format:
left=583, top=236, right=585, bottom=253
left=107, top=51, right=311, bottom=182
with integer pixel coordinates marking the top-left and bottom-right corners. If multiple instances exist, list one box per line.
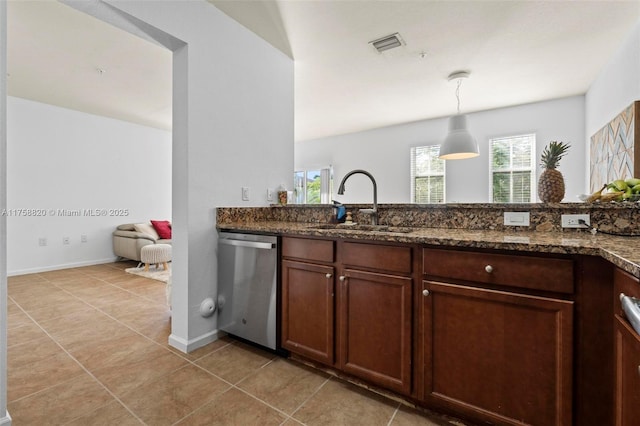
left=217, top=231, right=278, bottom=350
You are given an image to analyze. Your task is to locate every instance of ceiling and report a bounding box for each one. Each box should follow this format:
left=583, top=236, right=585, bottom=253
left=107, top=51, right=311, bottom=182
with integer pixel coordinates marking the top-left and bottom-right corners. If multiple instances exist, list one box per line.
left=7, top=0, right=172, bottom=131
left=7, top=1, right=640, bottom=142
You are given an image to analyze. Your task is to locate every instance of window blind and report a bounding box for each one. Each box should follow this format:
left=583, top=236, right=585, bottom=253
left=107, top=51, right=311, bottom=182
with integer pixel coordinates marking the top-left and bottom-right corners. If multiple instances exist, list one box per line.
left=489, top=134, right=535, bottom=203
left=411, top=145, right=445, bottom=203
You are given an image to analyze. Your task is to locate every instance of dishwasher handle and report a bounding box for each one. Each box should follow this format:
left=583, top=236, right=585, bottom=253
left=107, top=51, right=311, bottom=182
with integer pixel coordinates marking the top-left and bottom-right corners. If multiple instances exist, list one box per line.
left=219, top=238, right=275, bottom=250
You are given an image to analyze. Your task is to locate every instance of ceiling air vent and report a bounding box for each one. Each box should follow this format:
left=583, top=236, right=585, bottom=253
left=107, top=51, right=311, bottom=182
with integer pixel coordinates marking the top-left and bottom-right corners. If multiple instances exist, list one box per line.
left=369, top=33, right=405, bottom=53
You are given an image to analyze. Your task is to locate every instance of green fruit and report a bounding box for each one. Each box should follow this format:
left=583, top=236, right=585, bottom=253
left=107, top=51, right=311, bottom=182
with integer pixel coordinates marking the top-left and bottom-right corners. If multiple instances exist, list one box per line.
left=633, top=184, right=640, bottom=193
left=625, top=178, right=640, bottom=187
left=613, top=179, right=629, bottom=191
left=623, top=188, right=633, bottom=199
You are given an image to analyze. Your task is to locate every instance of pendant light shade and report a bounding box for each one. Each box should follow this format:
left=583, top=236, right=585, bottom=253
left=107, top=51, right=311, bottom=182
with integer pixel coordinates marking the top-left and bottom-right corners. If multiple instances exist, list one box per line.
left=439, top=114, right=479, bottom=160
left=439, top=70, right=478, bottom=160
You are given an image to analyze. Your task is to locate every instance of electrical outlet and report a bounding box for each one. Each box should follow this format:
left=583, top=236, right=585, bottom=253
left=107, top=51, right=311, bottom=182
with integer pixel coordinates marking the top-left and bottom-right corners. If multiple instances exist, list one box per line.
left=267, top=188, right=274, bottom=202
left=504, top=212, right=530, bottom=226
left=81, top=234, right=88, bottom=243
left=38, top=237, right=47, bottom=247
left=242, top=186, right=250, bottom=201
left=561, top=214, right=590, bottom=228
left=63, top=236, right=70, bottom=245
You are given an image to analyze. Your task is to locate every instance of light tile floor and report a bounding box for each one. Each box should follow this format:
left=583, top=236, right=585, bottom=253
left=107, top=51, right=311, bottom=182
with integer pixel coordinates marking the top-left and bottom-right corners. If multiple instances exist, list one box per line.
left=7, top=262, right=467, bottom=425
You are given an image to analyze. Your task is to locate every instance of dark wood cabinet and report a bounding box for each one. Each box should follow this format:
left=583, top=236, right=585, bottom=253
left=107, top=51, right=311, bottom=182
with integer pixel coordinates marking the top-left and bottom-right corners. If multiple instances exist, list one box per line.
left=281, top=237, right=415, bottom=395
left=614, top=268, right=640, bottom=426
left=614, top=316, right=640, bottom=426
left=281, top=237, right=335, bottom=365
left=337, top=241, right=414, bottom=395
left=422, top=280, right=573, bottom=425
left=281, top=259, right=335, bottom=365
left=339, top=268, right=412, bottom=394
left=279, top=236, right=634, bottom=425
left=422, top=248, right=574, bottom=425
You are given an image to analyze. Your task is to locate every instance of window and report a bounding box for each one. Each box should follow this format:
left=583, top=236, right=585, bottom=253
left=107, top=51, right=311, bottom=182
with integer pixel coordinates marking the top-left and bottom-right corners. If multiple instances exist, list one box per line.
left=293, top=167, right=332, bottom=204
left=411, top=145, right=445, bottom=203
left=490, top=134, right=535, bottom=203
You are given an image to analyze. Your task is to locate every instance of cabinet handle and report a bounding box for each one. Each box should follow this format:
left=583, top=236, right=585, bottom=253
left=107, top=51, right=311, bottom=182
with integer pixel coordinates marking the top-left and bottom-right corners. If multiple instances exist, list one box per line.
left=638, top=365, right=640, bottom=377
left=485, top=265, right=494, bottom=273
left=422, top=289, right=430, bottom=297
left=326, top=273, right=332, bottom=279
left=339, top=276, right=346, bottom=282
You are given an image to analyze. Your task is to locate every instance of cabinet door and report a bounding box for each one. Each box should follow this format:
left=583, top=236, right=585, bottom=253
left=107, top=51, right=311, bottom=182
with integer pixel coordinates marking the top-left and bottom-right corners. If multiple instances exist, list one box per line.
left=423, top=281, right=573, bottom=426
left=615, top=315, right=640, bottom=426
left=281, top=260, right=335, bottom=365
left=339, top=269, right=412, bottom=395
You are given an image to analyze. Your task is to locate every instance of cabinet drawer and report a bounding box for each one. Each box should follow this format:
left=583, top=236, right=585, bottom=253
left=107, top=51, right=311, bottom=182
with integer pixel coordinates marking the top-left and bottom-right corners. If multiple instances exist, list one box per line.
left=342, top=242, right=412, bottom=274
left=423, top=248, right=574, bottom=294
left=282, top=237, right=334, bottom=263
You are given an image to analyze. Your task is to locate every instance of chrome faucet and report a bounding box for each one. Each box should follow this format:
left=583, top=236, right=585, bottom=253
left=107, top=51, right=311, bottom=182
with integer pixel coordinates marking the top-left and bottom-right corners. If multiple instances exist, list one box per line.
left=337, top=169, right=378, bottom=225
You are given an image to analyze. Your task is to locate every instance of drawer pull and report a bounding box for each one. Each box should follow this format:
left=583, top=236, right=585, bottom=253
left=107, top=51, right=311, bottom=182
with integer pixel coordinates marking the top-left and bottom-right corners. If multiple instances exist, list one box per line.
left=485, top=265, right=494, bottom=273
left=326, top=273, right=332, bottom=279
left=638, top=365, right=640, bottom=377
left=339, top=276, right=346, bottom=282
left=422, top=289, right=430, bottom=297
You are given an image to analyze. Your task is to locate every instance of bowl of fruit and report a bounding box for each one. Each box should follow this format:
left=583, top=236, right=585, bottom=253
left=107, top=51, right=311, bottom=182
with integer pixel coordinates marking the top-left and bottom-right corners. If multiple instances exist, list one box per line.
left=583, top=178, right=640, bottom=203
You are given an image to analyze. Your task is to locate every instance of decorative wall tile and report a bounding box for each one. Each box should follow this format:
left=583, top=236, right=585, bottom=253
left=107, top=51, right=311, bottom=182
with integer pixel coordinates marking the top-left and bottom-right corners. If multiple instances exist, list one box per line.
left=590, top=101, right=640, bottom=192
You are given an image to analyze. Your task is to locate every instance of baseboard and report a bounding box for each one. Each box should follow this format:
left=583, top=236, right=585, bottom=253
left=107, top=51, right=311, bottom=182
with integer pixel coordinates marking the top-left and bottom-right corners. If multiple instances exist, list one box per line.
left=7, top=257, right=119, bottom=276
left=168, top=329, right=221, bottom=353
left=0, top=411, right=12, bottom=425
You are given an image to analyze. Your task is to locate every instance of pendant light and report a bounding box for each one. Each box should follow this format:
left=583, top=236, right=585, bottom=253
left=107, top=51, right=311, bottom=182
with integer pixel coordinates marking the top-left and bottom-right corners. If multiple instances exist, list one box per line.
left=439, top=71, right=479, bottom=160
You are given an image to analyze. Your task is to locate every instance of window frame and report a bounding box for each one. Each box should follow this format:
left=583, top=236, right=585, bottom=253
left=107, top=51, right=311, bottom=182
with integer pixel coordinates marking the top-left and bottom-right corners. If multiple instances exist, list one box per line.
left=293, top=167, right=332, bottom=204
left=410, top=145, right=446, bottom=204
left=489, top=133, right=536, bottom=203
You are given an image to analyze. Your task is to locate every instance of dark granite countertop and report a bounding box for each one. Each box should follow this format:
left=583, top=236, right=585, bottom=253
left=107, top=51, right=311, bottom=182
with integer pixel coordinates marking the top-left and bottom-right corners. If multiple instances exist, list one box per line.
left=217, top=221, right=640, bottom=278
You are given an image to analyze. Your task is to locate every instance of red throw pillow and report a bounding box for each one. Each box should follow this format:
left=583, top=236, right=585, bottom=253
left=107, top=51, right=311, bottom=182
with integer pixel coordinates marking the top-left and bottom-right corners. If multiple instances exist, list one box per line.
left=150, top=220, right=172, bottom=239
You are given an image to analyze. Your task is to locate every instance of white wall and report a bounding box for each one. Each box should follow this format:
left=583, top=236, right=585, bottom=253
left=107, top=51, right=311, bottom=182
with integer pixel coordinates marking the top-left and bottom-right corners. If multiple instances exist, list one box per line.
left=0, top=1, right=9, bottom=423
left=586, top=21, right=640, bottom=138
left=83, top=0, right=294, bottom=351
left=6, top=96, right=171, bottom=275
left=585, top=20, right=640, bottom=182
left=296, top=96, right=585, bottom=203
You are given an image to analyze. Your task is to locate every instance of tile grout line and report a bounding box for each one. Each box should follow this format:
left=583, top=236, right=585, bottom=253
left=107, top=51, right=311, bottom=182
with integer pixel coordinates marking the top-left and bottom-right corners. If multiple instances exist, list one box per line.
left=11, top=269, right=283, bottom=424
left=10, top=265, right=434, bottom=425
left=7, top=267, right=197, bottom=424
left=8, top=267, right=244, bottom=424
left=175, top=353, right=322, bottom=426
left=39, top=270, right=183, bottom=356
left=167, top=347, right=288, bottom=426
left=231, top=380, right=296, bottom=423
left=387, top=402, right=402, bottom=426
left=287, top=375, right=333, bottom=422
left=7, top=293, right=148, bottom=425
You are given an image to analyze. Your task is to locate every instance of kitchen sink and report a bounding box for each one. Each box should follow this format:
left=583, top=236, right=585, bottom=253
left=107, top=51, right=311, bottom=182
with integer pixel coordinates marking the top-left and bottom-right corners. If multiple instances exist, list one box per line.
left=307, top=224, right=414, bottom=233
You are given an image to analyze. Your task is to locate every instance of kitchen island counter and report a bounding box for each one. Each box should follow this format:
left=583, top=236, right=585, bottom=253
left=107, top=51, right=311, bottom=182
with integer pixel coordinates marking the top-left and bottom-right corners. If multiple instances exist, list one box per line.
left=217, top=220, right=640, bottom=278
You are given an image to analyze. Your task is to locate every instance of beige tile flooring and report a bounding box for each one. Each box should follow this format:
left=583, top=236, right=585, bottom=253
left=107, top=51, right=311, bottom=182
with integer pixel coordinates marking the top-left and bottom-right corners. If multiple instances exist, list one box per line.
left=7, top=262, right=465, bottom=425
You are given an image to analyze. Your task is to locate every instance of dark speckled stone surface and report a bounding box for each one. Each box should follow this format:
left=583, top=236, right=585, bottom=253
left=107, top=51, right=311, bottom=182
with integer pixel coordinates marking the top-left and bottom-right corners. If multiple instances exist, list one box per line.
left=217, top=204, right=640, bottom=279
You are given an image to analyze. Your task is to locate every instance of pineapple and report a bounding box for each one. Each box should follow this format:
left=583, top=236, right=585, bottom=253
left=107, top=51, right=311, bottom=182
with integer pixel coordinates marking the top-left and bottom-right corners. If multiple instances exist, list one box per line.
left=538, top=141, right=570, bottom=203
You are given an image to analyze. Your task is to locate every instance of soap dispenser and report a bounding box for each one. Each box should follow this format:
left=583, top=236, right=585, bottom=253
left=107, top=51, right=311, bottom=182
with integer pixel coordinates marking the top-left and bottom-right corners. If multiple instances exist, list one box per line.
left=332, top=200, right=346, bottom=223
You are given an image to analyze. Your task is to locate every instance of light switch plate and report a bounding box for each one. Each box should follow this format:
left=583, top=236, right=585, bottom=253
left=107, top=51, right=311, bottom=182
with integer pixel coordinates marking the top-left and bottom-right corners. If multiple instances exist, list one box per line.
left=504, top=211, right=530, bottom=226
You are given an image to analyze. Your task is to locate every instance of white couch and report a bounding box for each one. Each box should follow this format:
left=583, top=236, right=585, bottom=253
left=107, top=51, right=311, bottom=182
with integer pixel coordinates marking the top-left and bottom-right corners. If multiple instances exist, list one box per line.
left=112, top=223, right=172, bottom=262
